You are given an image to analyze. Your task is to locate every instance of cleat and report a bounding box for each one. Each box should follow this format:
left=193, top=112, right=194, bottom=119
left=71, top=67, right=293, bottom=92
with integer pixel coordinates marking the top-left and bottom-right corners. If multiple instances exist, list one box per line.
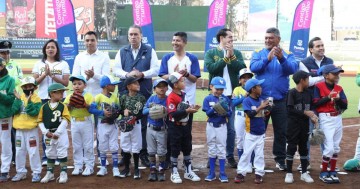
left=32, top=173, right=41, bottom=183
left=71, top=168, right=83, bottom=176
left=134, top=169, right=141, bottom=179
left=254, top=174, right=263, bottom=184
left=319, top=171, right=333, bottom=184
left=234, top=174, right=244, bottom=183
left=184, top=171, right=200, bottom=182
left=227, top=157, right=237, bottom=168
left=219, top=172, right=228, bottom=183
left=301, top=172, right=314, bottom=183
left=276, top=162, right=287, bottom=171
left=82, top=167, right=94, bottom=176
left=157, top=169, right=165, bottom=181
left=148, top=168, right=157, bottom=181
left=57, top=171, right=68, bottom=184
left=11, top=172, right=27, bottom=182
left=113, top=167, right=120, bottom=177
left=329, top=171, right=340, bottom=183
left=40, top=171, right=54, bottom=183
left=204, top=171, right=216, bottom=182
left=285, top=173, right=294, bottom=184
left=96, top=167, right=108, bottom=176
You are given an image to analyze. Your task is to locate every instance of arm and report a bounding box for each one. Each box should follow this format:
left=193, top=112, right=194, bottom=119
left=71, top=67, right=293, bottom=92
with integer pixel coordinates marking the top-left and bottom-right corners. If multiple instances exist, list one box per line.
left=158, top=55, right=170, bottom=79
left=228, top=50, right=246, bottom=74
left=313, top=85, right=331, bottom=107
left=113, top=50, right=127, bottom=79
left=186, top=54, right=201, bottom=83
left=53, top=119, right=68, bottom=136
left=88, top=102, right=104, bottom=116
left=204, top=49, right=227, bottom=75
left=32, top=63, right=47, bottom=84
left=249, top=50, right=270, bottom=73
left=25, top=101, right=42, bottom=117
left=335, top=90, right=348, bottom=110
left=232, top=96, right=245, bottom=107
left=72, top=56, right=81, bottom=75
left=202, top=97, right=217, bottom=117
left=94, top=54, right=110, bottom=81
left=142, top=98, right=151, bottom=115
left=38, top=122, right=48, bottom=135
left=279, top=52, right=298, bottom=75
left=299, top=62, right=324, bottom=86
left=0, top=84, right=15, bottom=105
left=51, top=74, right=69, bottom=87
left=10, top=98, right=22, bottom=115
left=142, top=49, right=160, bottom=78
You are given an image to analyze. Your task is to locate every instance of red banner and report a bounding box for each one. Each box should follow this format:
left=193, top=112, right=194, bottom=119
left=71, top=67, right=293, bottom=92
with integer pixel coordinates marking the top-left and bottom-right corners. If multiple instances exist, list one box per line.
left=36, top=0, right=56, bottom=38
left=6, top=0, right=36, bottom=38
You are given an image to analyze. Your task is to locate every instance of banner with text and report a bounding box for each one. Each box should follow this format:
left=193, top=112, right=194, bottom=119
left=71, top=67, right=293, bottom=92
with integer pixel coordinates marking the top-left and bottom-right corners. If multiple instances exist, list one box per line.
left=204, top=0, right=228, bottom=72
left=0, top=0, right=5, bottom=37
left=52, top=0, right=78, bottom=73
left=132, top=0, right=155, bottom=48
left=6, top=0, right=35, bottom=38
left=289, top=0, right=314, bottom=62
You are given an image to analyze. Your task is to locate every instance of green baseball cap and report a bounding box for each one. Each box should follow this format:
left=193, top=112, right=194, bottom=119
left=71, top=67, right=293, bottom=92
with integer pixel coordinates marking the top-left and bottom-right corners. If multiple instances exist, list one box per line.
left=48, top=83, right=68, bottom=93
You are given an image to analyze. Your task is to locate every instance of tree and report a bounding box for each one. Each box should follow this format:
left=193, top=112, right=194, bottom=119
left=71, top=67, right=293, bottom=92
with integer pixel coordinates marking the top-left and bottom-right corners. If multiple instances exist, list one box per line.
left=226, top=0, right=241, bottom=36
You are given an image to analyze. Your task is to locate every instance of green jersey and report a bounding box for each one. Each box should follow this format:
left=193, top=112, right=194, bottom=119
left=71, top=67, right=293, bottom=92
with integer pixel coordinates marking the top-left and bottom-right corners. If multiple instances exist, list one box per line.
left=119, top=93, right=146, bottom=119
left=38, top=102, right=71, bottom=130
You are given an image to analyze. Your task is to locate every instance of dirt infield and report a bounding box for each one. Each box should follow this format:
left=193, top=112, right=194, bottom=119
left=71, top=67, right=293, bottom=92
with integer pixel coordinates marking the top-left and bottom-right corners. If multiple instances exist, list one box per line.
left=2, top=117, right=360, bottom=189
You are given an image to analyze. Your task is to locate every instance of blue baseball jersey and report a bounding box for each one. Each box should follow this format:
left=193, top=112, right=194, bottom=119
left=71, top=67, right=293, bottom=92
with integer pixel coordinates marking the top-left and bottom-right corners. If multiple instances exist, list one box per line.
left=202, top=94, right=231, bottom=126
left=143, top=95, right=167, bottom=126
left=243, top=96, right=266, bottom=135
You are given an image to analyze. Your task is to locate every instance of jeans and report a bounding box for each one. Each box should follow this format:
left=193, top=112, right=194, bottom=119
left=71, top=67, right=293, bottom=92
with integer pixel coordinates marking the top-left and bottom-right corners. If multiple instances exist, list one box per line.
left=226, top=103, right=236, bottom=159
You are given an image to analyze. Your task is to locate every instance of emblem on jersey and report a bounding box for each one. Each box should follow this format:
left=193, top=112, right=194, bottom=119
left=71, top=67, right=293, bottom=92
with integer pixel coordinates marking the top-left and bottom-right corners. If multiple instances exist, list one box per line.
left=133, top=101, right=143, bottom=115
left=214, top=56, right=220, bottom=62
left=51, top=110, right=61, bottom=122
left=169, top=104, right=175, bottom=110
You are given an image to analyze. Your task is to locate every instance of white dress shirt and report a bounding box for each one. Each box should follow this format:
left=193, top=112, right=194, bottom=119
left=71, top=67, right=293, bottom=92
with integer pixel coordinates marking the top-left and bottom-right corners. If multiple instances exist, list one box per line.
left=299, top=55, right=324, bottom=87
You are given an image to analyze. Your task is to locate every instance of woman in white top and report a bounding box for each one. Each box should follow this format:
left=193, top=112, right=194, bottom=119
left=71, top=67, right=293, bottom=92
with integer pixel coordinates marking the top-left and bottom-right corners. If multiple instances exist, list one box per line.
left=32, top=39, right=70, bottom=102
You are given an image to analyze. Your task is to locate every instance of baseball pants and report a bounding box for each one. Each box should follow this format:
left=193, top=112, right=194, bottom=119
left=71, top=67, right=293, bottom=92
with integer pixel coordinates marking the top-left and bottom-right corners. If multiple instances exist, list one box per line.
left=98, top=122, right=119, bottom=154
left=121, top=121, right=141, bottom=153
left=71, top=116, right=94, bottom=170
left=0, top=117, right=13, bottom=173
left=286, top=118, right=309, bottom=158
left=234, top=110, right=246, bottom=150
left=15, top=128, right=41, bottom=174
left=146, top=125, right=167, bottom=156
left=44, top=130, right=69, bottom=159
left=168, top=121, right=192, bottom=158
left=237, top=133, right=265, bottom=177
left=319, top=113, right=343, bottom=158
left=206, top=123, right=227, bottom=159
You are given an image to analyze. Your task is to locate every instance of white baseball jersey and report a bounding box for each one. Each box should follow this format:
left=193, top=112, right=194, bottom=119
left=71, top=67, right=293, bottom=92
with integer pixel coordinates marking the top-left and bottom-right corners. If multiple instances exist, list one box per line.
left=0, top=117, right=13, bottom=173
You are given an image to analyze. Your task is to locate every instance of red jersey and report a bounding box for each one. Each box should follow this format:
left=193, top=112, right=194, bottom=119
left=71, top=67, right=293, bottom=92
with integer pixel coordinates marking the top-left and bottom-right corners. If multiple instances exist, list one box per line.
left=313, top=82, right=347, bottom=113
left=167, top=91, right=186, bottom=122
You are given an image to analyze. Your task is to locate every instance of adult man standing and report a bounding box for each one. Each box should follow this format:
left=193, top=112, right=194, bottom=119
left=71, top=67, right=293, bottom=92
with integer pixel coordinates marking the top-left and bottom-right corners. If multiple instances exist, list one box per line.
left=72, top=31, right=110, bottom=176
left=204, top=28, right=246, bottom=168
left=114, top=25, right=159, bottom=167
left=250, top=27, right=298, bottom=171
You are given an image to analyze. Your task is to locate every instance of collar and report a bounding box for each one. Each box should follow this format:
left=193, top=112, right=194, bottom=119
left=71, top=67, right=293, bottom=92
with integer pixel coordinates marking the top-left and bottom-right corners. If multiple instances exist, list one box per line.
left=131, top=43, right=142, bottom=51
left=85, top=49, right=99, bottom=55
left=311, top=55, right=324, bottom=62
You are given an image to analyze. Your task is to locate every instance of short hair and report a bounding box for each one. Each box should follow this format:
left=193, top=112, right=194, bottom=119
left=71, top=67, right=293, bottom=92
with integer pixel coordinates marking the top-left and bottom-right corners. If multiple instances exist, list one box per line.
left=216, top=28, right=232, bottom=43
left=84, top=31, right=98, bottom=40
left=308, top=37, right=322, bottom=54
left=292, top=70, right=309, bottom=84
left=266, top=27, right=281, bottom=37
left=174, top=32, right=187, bottom=43
left=42, top=39, right=60, bottom=63
left=129, top=25, right=142, bottom=34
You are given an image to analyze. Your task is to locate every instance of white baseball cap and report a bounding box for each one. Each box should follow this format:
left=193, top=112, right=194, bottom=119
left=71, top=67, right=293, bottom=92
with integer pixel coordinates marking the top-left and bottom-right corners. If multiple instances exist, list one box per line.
left=239, top=68, right=253, bottom=79
left=21, top=77, right=36, bottom=87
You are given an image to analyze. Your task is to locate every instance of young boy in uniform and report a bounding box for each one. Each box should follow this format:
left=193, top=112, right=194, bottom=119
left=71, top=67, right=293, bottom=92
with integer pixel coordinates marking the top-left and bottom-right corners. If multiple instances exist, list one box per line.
left=284, top=71, right=315, bottom=184
left=203, top=76, right=231, bottom=183
left=235, top=78, right=268, bottom=184
left=166, top=72, right=201, bottom=184
left=89, top=75, right=120, bottom=177
left=143, top=78, right=168, bottom=182
left=314, top=64, right=347, bottom=183
left=38, top=83, right=71, bottom=184
left=64, top=75, right=95, bottom=176
left=119, top=77, right=146, bottom=179
left=11, top=77, right=42, bottom=182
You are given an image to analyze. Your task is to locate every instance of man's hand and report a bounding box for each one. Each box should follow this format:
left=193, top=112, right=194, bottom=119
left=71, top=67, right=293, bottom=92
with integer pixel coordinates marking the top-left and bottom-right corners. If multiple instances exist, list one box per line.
left=225, top=43, right=234, bottom=58
left=186, top=107, right=198, bottom=114
left=85, top=67, right=95, bottom=79
left=273, top=46, right=283, bottom=60
left=126, top=69, right=144, bottom=78
left=267, top=48, right=276, bottom=61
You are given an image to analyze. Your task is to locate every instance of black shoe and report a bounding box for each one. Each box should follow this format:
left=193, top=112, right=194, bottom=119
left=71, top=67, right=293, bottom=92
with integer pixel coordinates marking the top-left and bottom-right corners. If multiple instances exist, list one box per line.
left=118, top=157, right=124, bottom=167
left=148, top=168, right=157, bottom=181
left=134, top=169, right=141, bottom=179
left=227, top=157, right=237, bottom=168
left=140, top=156, right=150, bottom=167
left=157, top=170, right=165, bottom=181
left=276, top=162, right=287, bottom=171
left=119, top=168, right=131, bottom=178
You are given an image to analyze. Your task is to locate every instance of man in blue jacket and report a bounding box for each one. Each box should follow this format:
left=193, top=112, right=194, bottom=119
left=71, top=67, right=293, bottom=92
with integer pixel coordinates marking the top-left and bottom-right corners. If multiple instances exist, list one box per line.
left=250, top=27, right=298, bottom=171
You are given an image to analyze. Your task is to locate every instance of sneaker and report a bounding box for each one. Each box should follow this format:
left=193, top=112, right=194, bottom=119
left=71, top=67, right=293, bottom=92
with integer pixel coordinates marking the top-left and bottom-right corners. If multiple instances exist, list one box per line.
left=11, top=172, right=27, bottom=182
left=170, top=172, right=182, bottom=184
left=227, top=157, right=237, bottom=168
left=71, top=168, right=83, bottom=176
left=42, top=161, right=47, bottom=166
left=297, top=163, right=311, bottom=171
left=113, top=167, right=120, bottom=177
left=319, top=172, right=333, bottom=184
left=119, top=168, right=131, bottom=178
left=234, top=174, right=245, bottom=183
left=276, top=162, right=287, bottom=171
left=285, top=173, right=294, bottom=184
left=82, top=167, right=94, bottom=176
left=301, top=172, right=314, bottom=183
left=0, top=173, right=10, bottom=182
left=41, top=171, right=55, bottom=183
left=254, top=174, right=263, bottom=184
left=329, top=171, right=340, bottom=183
left=32, top=173, right=41, bottom=183
left=157, top=169, right=165, bottom=181
left=55, top=160, right=60, bottom=166
left=134, top=169, right=141, bottom=179
left=148, top=168, right=157, bottom=181
left=204, top=171, right=216, bottom=182
left=57, top=171, right=68, bottom=184
left=140, top=156, right=150, bottom=168
left=219, top=172, right=229, bottom=183
left=97, top=157, right=109, bottom=166
left=184, top=171, right=201, bottom=182
left=96, top=167, right=108, bottom=176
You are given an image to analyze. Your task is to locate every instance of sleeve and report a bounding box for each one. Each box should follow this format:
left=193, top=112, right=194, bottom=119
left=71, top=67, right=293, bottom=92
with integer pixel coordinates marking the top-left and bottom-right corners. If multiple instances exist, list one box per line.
left=38, top=122, right=48, bottom=135
left=10, top=99, right=22, bottom=115
left=25, top=96, right=42, bottom=117
left=232, top=96, right=245, bottom=107
left=88, top=95, right=104, bottom=116
left=228, top=50, right=246, bottom=74
left=94, top=54, right=110, bottom=81
left=119, top=95, right=126, bottom=115
left=335, top=89, right=348, bottom=110
left=313, top=85, right=331, bottom=107
left=143, top=49, right=160, bottom=78
left=72, top=56, right=81, bottom=75
left=243, top=99, right=257, bottom=117
left=63, top=95, right=71, bottom=105
left=113, top=50, right=128, bottom=79
left=37, top=105, right=44, bottom=123
left=53, top=119, right=68, bottom=136
left=189, top=54, right=201, bottom=77
left=85, top=93, right=94, bottom=105
left=62, top=61, right=71, bottom=75
left=142, top=97, right=152, bottom=115
left=286, top=90, right=304, bottom=116
left=0, top=79, right=15, bottom=105
left=158, top=55, right=170, bottom=77
left=299, top=62, right=324, bottom=86
left=202, top=96, right=216, bottom=117
left=250, top=50, right=271, bottom=73
left=204, top=49, right=227, bottom=75
left=279, top=52, right=298, bottom=75
left=61, top=105, right=71, bottom=124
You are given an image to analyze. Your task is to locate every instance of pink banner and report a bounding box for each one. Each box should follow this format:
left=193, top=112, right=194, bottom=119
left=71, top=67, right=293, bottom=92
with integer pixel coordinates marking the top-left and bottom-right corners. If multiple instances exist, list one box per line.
left=52, top=0, right=75, bottom=28
left=132, top=0, right=152, bottom=26
left=292, top=0, right=314, bottom=31
left=208, top=0, right=228, bottom=29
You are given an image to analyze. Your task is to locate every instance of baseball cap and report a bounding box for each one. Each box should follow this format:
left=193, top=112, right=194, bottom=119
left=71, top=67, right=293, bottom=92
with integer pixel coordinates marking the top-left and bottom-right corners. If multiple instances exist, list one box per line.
left=320, top=64, right=344, bottom=75
left=239, top=68, right=253, bottom=79
left=124, top=76, right=141, bottom=86
left=21, top=77, right=36, bottom=87
left=100, top=75, right=120, bottom=88
left=153, top=78, right=168, bottom=89
left=69, top=75, right=87, bottom=84
left=167, top=72, right=183, bottom=87
left=292, top=70, right=309, bottom=84
left=210, top=76, right=226, bottom=89
left=0, top=41, right=12, bottom=52
left=244, top=78, right=264, bottom=92
left=48, top=83, right=68, bottom=93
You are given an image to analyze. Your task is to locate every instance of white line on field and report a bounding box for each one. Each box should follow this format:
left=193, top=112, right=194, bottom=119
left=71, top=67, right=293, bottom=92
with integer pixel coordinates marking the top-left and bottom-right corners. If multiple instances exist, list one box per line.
left=343, top=124, right=360, bottom=128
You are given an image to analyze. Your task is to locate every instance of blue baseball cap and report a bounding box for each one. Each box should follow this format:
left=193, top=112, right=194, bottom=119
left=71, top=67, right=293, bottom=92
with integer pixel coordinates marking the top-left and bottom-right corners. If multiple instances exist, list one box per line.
left=100, top=75, right=120, bottom=88
left=153, top=78, right=168, bottom=89
left=69, top=75, right=87, bottom=84
left=210, top=76, right=226, bottom=89
left=244, top=78, right=264, bottom=92
left=319, top=64, right=344, bottom=75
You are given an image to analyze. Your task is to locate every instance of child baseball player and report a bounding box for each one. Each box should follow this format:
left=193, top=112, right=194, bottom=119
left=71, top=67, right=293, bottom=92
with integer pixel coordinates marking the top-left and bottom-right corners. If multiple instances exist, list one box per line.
left=89, top=75, right=120, bottom=177
left=0, top=57, right=15, bottom=182
left=38, top=83, right=71, bottom=184
left=143, top=78, right=168, bottom=182
left=203, top=76, right=231, bottom=183
left=11, top=77, right=42, bottom=182
left=166, top=72, right=201, bottom=184
left=284, top=71, right=315, bottom=184
left=235, top=78, right=268, bottom=184
left=314, top=64, right=347, bottom=184
left=119, top=77, right=146, bottom=179
left=64, top=75, right=95, bottom=176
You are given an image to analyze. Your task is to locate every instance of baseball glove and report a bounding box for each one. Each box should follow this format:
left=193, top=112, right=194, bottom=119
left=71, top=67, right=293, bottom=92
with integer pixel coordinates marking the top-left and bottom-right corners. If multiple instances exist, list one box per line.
left=70, top=92, right=86, bottom=108
left=149, top=103, right=167, bottom=120
left=309, top=128, right=325, bottom=146
left=101, top=103, right=121, bottom=124
left=212, top=97, right=229, bottom=116
left=115, top=116, right=137, bottom=132
left=175, top=102, right=190, bottom=121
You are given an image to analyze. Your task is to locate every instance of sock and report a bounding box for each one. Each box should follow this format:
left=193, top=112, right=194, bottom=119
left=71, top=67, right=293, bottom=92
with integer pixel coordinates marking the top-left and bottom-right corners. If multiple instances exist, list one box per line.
left=322, top=156, right=330, bottom=172
left=133, top=153, right=139, bottom=170
left=219, top=159, right=226, bottom=174
left=237, top=149, right=244, bottom=160
left=124, top=152, right=131, bottom=170
left=330, top=154, right=338, bottom=172
left=300, top=157, right=308, bottom=174
left=112, top=152, right=118, bottom=168
left=171, top=157, right=178, bottom=173
left=100, top=153, right=107, bottom=167
left=184, top=156, right=192, bottom=173
left=286, top=155, right=293, bottom=173
left=47, top=159, right=55, bottom=173
left=209, top=157, right=216, bottom=174
left=149, top=155, right=156, bottom=168
left=158, top=155, right=166, bottom=171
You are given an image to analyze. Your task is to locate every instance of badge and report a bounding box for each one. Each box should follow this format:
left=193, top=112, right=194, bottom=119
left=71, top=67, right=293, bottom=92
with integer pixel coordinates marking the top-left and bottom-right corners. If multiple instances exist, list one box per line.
left=169, top=104, right=175, bottom=110
left=29, top=136, right=37, bottom=147
left=45, top=138, right=51, bottom=146
left=1, top=123, right=9, bottom=130
left=16, top=136, right=21, bottom=147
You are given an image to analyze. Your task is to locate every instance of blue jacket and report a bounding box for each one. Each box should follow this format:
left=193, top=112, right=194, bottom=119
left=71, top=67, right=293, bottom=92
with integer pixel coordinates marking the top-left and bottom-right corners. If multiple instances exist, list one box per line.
left=250, top=48, right=298, bottom=100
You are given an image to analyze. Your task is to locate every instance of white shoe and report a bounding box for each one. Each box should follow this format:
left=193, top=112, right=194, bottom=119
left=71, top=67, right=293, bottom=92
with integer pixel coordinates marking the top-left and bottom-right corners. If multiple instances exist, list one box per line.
left=11, top=172, right=27, bottom=182
left=285, top=173, right=294, bottom=183
left=297, top=163, right=311, bottom=171
left=82, top=167, right=94, bottom=176
left=97, top=167, right=108, bottom=176
left=301, top=172, right=314, bottom=183
left=170, top=172, right=182, bottom=184
left=41, top=171, right=54, bottom=183
left=71, top=168, right=83, bottom=176
left=57, top=171, right=68, bottom=184
left=55, top=161, right=60, bottom=166
left=113, top=168, right=120, bottom=177
left=97, top=157, right=109, bottom=166
left=184, top=171, right=201, bottom=182
left=42, top=161, right=47, bottom=166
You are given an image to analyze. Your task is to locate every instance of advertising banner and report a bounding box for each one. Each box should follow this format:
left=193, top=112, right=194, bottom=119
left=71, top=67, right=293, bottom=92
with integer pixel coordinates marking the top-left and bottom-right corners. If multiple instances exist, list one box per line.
left=132, top=0, right=155, bottom=48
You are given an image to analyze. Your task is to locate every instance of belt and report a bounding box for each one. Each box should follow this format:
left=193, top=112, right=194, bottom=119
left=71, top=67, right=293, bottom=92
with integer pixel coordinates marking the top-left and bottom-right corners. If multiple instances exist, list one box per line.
left=72, top=117, right=90, bottom=122
left=208, top=122, right=226, bottom=128
left=148, top=124, right=165, bottom=131
left=322, top=112, right=340, bottom=117
left=48, top=128, right=57, bottom=133
left=173, top=121, right=187, bottom=126
left=236, top=110, right=245, bottom=117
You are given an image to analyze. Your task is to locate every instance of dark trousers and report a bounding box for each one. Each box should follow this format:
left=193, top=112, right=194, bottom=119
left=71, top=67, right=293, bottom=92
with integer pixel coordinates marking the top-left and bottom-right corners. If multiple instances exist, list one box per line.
left=226, top=104, right=235, bottom=159
left=286, top=118, right=309, bottom=157
left=140, top=115, right=148, bottom=158
left=168, top=121, right=192, bottom=158
left=11, top=128, right=16, bottom=162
